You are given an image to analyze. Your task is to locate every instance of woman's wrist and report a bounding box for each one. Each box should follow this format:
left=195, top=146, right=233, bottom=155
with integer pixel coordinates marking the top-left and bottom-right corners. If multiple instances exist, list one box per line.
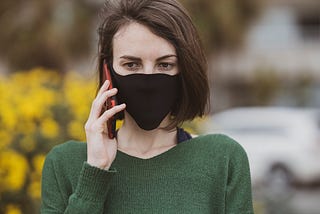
left=87, top=159, right=112, bottom=170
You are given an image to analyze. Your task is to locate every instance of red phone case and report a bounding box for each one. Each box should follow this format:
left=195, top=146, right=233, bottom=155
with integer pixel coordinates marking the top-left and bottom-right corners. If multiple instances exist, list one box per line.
left=103, top=61, right=116, bottom=139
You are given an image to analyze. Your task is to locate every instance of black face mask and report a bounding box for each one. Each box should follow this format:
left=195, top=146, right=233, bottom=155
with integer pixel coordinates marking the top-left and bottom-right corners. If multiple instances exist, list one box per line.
left=110, top=65, right=180, bottom=131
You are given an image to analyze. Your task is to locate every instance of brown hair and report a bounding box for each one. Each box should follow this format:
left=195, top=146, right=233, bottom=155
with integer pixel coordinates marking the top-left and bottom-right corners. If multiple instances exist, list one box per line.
left=98, top=0, right=210, bottom=127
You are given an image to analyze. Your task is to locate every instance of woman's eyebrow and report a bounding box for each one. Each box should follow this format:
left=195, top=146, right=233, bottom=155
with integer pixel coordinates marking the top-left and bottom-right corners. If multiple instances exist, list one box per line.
left=120, top=55, right=142, bottom=61
left=156, top=54, right=177, bottom=61
left=120, top=54, right=177, bottom=61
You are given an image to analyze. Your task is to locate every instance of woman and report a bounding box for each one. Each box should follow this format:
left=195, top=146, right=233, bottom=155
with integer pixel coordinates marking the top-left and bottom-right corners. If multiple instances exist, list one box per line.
left=41, top=0, right=253, bottom=213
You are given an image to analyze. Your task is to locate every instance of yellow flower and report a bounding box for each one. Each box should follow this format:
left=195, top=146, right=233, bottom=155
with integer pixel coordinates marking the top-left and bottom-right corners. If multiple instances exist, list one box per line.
left=0, top=130, right=12, bottom=150
left=28, top=180, right=41, bottom=200
left=0, top=69, right=105, bottom=211
left=40, top=118, right=59, bottom=139
left=0, top=102, right=17, bottom=131
left=32, top=154, right=45, bottom=174
left=0, top=150, right=28, bottom=192
left=116, top=120, right=123, bottom=130
left=27, top=154, right=45, bottom=200
left=16, top=121, right=36, bottom=136
left=19, top=135, right=36, bottom=153
left=67, top=120, right=124, bottom=142
left=63, top=71, right=96, bottom=120
left=182, top=117, right=208, bottom=135
left=5, top=204, right=22, bottom=214
left=68, top=120, right=86, bottom=141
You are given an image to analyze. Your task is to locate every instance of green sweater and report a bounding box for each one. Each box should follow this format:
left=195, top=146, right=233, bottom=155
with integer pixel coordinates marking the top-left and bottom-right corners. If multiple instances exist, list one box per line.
left=41, top=134, right=253, bottom=214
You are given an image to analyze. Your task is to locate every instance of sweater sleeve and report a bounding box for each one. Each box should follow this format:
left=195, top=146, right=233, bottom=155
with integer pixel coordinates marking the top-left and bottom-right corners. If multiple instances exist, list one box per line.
left=41, top=151, right=116, bottom=214
left=225, top=140, right=254, bottom=214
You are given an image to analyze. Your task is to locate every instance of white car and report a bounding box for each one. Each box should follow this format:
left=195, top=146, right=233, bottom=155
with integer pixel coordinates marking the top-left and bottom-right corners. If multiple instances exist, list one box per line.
left=203, top=107, right=320, bottom=192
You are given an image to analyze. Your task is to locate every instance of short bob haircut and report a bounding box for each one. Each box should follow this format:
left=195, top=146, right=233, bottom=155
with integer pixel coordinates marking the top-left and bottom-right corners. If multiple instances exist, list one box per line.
left=97, top=0, right=210, bottom=128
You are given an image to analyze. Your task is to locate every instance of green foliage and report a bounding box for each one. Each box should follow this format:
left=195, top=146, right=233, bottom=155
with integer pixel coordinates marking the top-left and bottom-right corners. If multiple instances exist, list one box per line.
left=0, top=0, right=260, bottom=72
left=0, top=0, right=97, bottom=71
left=181, top=0, right=261, bottom=52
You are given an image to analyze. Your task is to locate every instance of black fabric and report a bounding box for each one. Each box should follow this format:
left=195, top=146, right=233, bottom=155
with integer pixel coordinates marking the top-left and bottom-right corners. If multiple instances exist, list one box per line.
left=177, top=127, right=192, bottom=143
left=110, top=65, right=180, bottom=131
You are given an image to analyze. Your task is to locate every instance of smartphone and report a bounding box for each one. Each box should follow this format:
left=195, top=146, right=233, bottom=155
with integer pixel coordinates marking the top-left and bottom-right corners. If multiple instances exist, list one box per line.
left=103, top=60, right=117, bottom=139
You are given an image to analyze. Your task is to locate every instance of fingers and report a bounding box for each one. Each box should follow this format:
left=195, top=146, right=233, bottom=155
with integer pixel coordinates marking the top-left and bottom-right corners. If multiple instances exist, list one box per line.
left=97, top=103, right=126, bottom=124
left=85, top=103, right=125, bottom=134
left=96, top=80, right=110, bottom=98
left=89, top=87, right=118, bottom=121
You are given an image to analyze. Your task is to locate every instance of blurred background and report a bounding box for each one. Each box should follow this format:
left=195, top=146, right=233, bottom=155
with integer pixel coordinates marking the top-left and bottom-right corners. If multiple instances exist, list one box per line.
left=0, top=0, right=319, bottom=213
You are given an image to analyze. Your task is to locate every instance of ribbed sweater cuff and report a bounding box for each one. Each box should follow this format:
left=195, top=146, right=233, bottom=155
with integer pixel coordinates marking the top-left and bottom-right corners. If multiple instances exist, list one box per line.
left=75, top=162, right=117, bottom=202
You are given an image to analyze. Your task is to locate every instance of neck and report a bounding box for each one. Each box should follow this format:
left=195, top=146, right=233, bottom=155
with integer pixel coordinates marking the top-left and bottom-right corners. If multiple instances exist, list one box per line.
left=116, top=112, right=177, bottom=155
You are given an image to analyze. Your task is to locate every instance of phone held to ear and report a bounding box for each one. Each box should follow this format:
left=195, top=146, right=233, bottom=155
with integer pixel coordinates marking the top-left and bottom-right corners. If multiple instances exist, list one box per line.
left=103, top=60, right=117, bottom=139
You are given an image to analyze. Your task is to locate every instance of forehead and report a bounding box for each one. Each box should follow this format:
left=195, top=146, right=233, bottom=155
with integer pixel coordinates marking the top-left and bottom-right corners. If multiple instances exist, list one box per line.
left=112, top=22, right=176, bottom=57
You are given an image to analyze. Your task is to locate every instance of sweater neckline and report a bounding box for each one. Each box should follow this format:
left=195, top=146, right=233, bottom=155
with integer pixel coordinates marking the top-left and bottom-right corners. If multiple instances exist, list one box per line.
left=115, top=137, right=195, bottom=162
left=114, top=127, right=193, bottom=162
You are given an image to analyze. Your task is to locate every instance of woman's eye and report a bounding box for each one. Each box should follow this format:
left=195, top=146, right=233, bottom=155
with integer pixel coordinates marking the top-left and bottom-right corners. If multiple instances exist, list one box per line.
left=158, top=63, right=174, bottom=71
left=123, top=62, right=140, bottom=71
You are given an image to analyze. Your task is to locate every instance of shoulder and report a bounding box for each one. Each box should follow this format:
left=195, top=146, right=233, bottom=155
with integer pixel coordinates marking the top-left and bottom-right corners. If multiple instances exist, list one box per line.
left=190, top=134, right=248, bottom=159
left=193, top=134, right=244, bottom=150
left=43, top=141, right=87, bottom=179
left=42, top=141, right=87, bottom=195
left=45, top=140, right=87, bottom=162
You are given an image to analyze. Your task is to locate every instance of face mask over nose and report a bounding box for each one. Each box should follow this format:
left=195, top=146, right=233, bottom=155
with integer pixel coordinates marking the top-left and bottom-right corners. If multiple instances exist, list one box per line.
left=110, top=65, right=180, bottom=130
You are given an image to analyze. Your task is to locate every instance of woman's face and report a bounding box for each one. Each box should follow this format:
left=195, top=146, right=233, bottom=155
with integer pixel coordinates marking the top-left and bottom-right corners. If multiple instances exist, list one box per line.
left=112, top=22, right=178, bottom=76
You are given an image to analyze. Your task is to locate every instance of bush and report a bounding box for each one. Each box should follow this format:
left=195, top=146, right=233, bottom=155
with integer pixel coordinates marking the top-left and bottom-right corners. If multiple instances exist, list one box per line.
left=0, top=68, right=96, bottom=213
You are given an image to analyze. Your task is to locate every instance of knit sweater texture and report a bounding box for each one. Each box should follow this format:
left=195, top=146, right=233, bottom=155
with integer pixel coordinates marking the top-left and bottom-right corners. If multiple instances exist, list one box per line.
left=41, top=134, right=253, bottom=214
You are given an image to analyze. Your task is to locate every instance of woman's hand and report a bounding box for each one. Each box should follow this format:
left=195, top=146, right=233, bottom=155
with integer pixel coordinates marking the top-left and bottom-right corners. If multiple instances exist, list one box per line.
left=85, top=80, right=126, bottom=170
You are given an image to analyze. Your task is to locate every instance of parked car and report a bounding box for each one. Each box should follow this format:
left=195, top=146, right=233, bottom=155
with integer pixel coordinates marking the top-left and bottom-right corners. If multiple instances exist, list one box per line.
left=203, top=107, right=320, bottom=194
